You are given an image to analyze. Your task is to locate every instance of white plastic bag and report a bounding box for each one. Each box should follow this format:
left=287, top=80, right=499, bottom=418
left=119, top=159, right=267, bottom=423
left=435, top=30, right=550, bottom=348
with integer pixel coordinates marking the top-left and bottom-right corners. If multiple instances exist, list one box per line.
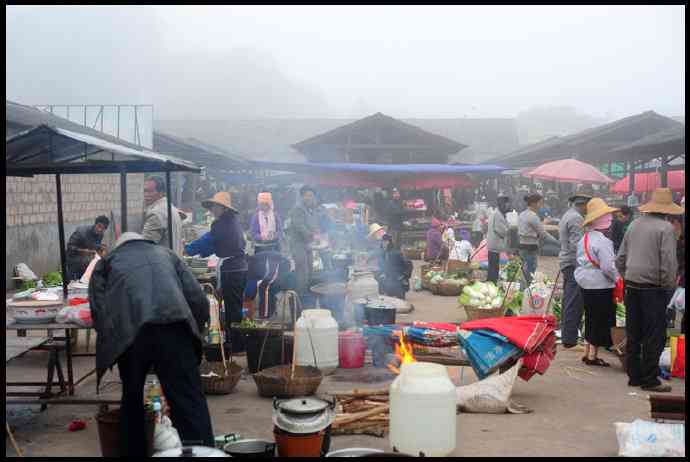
left=14, top=263, right=38, bottom=281
left=153, top=416, right=182, bottom=451
left=521, top=286, right=553, bottom=315
left=614, top=419, right=685, bottom=457
left=659, top=347, right=672, bottom=369
left=668, top=288, right=685, bottom=312
left=455, top=360, right=528, bottom=414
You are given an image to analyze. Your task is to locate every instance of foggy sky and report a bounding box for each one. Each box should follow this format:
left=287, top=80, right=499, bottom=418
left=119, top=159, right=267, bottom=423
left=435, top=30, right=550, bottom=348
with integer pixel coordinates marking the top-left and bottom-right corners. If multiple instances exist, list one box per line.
left=6, top=5, right=685, bottom=120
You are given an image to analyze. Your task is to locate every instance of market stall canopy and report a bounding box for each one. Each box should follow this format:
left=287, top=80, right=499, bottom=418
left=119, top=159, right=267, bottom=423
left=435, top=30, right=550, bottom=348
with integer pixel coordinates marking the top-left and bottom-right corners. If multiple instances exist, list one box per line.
left=6, top=124, right=201, bottom=176
left=611, top=170, right=685, bottom=193
left=153, top=131, right=248, bottom=173
left=248, top=160, right=504, bottom=190
left=606, top=125, right=685, bottom=163
left=487, top=111, right=683, bottom=168
left=249, top=160, right=505, bottom=175
left=522, top=158, right=615, bottom=184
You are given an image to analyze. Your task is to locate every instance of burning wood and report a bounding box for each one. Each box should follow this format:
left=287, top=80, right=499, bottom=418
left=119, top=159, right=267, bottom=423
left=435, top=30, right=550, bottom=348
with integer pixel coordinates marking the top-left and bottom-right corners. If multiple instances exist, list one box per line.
left=330, top=388, right=392, bottom=438
left=387, top=333, right=416, bottom=375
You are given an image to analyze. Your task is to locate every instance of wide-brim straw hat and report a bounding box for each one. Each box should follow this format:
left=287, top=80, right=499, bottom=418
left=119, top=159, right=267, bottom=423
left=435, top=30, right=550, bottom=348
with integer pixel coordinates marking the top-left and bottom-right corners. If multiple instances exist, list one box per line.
left=583, top=197, right=619, bottom=227
left=368, top=223, right=385, bottom=238
left=638, top=188, right=685, bottom=215
left=201, top=192, right=238, bottom=213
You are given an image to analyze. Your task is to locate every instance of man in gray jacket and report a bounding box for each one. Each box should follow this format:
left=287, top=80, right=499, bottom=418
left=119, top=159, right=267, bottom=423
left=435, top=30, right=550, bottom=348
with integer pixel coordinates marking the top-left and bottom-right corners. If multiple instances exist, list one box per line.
left=558, top=193, right=591, bottom=348
left=141, top=176, right=184, bottom=256
left=89, top=232, right=213, bottom=455
left=486, top=195, right=511, bottom=282
left=616, top=188, right=682, bottom=393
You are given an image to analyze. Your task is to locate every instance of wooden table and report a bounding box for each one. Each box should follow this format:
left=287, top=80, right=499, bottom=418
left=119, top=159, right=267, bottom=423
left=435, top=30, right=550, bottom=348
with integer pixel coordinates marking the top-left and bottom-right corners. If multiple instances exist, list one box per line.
left=6, top=336, right=49, bottom=363
left=6, top=322, right=96, bottom=396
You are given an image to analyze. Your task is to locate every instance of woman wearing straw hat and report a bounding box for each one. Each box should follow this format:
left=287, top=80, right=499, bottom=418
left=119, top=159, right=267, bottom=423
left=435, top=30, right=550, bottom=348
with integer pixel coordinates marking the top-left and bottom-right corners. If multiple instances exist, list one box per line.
left=574, top=198, right=620, bottom=367
left=616, top=188, right=683, bottom=392
left=185, top=192, right=248, bottom=353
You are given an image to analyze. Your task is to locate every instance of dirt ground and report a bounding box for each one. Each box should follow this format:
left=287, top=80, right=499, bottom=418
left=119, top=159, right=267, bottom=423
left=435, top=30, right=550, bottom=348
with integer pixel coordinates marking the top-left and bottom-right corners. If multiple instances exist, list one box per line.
left=5, top=256, right=683, bottom=457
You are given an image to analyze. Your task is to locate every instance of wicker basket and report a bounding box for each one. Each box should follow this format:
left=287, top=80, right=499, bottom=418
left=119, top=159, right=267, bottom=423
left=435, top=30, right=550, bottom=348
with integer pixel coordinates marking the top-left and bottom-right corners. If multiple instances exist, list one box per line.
left=402, top=248, right=423, bottom=260
left=252, top=365, right=323, bottom=398
left=437, top=280, right=464, bottom=297
left=463, top=305, right=506, bottom=321
left=200, top=359, right=243, bottom=395
left=610, top=326, right=627, bottom=372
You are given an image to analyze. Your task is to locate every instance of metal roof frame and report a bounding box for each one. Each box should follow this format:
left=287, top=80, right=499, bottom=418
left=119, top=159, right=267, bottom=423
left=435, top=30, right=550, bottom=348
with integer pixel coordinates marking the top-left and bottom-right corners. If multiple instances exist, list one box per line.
left=5, top=124, right=201, bottom=300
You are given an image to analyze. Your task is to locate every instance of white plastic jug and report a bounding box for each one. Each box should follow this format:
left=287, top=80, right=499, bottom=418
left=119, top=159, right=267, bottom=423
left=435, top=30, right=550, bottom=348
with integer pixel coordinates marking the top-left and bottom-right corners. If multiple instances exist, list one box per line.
left=390, top=362, right=457, bottom=457
left=295, top=309, right=339, bottom=375
left=506, top=210, right=519, bottom=228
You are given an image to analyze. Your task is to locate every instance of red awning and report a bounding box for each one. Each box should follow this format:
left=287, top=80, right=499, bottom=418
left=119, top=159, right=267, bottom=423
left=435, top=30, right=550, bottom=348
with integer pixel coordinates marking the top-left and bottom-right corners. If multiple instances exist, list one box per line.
left=398, top=174, right=476, bottom=190
left=611, top=170, right=685, bottom=193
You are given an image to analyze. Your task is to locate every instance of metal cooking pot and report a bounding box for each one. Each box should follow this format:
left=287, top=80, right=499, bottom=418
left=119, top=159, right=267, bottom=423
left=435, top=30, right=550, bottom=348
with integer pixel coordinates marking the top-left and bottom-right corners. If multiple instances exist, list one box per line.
left=272, top=396, right=335, bottom=434
left=223, top=439, right=275, bottom=458
left=153, top=446, right=229, bottom=457
left=363, top=299, right=397, bottom=326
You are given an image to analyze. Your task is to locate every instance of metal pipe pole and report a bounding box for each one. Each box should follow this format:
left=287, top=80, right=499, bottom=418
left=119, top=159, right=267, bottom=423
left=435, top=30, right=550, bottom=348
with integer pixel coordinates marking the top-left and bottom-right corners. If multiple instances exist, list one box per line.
left=120, top=166, right=128, bottom=233
left=629, top=160, right=636, bottom=198
left=166, top=170, right=174, bottom=250
left=55, top=174, right=68, bottom=300
left=660, top=156, right=669, bottom=187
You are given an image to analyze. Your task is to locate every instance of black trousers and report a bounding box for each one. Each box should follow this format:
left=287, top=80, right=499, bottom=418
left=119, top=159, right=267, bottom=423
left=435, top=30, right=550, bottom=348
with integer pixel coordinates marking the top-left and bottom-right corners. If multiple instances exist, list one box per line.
left=487, top=251, right=500, bottom=283
left=117, top=322, right=214, bottom=457
left=624, top=287, right=668, bottom=387
left=221, top=270, right=248, bottom=353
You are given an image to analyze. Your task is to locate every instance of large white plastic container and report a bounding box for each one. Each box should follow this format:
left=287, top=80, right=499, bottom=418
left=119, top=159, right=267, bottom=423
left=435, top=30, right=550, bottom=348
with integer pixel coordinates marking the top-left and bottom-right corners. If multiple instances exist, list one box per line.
left=343, top=271, right=380, bottom=328
left=390, top=362, right=457, bottom=457
left=295, top=309, right=339, bottom=375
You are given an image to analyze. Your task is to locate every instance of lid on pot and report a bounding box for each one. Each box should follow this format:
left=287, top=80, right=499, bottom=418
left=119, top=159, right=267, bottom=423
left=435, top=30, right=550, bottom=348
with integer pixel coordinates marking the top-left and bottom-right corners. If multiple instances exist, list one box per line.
left=153, top=446, right=229, bottom=457
left=365, top=299, right=395, bottom=310
left=277, top=397, right=329, bottom=415
left=273, top=397, right=335, bottom=434
left=326, top=448, right=383, bottom=457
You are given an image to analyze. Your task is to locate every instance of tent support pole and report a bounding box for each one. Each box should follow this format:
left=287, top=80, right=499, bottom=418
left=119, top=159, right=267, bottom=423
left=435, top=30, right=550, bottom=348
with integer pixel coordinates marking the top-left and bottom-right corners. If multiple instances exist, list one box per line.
left=628, top=160, right=636, bottom=198
left=56, top=174, right=68, bottom=300
left=166, top=170, right=174, bottom=250
left=660, top=156, right=668, bottom=188
left=120, top=166, right=128, bottom=233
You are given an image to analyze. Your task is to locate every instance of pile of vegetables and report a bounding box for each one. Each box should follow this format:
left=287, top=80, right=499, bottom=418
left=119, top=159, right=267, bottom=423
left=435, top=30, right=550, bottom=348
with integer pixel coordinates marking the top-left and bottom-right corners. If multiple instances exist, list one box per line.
left=42, top=271, right=63, bottom=287
left=499, top=257, right=522, bottom=282
left=504, top=290, right=523, bottom=316
left=428, top=269, right=471, bottom=287
left=458, top=281, right=503, bottom=309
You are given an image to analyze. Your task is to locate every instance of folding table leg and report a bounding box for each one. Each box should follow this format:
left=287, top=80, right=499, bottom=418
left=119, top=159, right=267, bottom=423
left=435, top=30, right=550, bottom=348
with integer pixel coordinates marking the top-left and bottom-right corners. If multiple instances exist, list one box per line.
left=55, top=348, right=67, bottom=393
left=65, top=329, right=75, bottom=395
left=42, top=349, right=57, bottom=411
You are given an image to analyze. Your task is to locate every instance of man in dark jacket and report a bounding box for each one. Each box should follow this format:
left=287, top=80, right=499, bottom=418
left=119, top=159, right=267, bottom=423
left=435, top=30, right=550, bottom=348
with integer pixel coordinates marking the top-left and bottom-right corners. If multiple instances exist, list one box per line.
left=378, top=234, right=412, bottom=299
left=386, top=189, right=406, bottom=248
left=610, top=206, right=632, bottom=253
left=66, top=215, right=109, bottom=281
left=89, top=232, right=213, bottom=456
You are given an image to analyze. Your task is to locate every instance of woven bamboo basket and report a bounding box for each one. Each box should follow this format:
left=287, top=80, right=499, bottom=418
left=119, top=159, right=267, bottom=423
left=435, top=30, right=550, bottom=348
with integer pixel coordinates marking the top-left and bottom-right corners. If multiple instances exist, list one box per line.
left=610, top=327, right=627, bottom=372
left=421, top=265, right=443, bottom=290
left=463, top=305, right=506, bottom=321
left=437, top=280, right=464, bottom=297
left=200, top=359, right=243, bottom=395
left=252, top=365, right=323, bottom=398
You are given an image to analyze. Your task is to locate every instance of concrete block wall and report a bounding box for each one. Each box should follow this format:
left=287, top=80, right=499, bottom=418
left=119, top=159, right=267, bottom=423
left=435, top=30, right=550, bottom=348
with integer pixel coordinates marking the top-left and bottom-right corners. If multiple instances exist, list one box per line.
left=5, top=173, right=145, bottom=287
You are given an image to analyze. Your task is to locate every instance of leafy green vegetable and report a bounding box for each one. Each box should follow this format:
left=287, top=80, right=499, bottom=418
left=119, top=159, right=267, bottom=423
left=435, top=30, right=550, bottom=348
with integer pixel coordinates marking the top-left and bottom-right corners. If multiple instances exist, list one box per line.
left=239, top=318, right=258, bottom=329
left=42, top=271, right=63, bottom=287
left=20, top=279, right=37, bottom=291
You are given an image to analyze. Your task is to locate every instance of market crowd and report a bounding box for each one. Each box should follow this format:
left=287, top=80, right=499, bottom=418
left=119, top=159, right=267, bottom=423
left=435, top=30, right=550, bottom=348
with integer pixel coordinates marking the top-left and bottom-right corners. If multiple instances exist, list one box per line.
left=72, top=172, right=684, bottom=455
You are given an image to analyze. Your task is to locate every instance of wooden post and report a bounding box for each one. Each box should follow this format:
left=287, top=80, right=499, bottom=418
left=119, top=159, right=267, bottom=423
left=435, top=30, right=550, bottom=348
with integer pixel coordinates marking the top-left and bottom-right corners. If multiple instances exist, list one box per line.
left=628, top=160, right=636, bottom=198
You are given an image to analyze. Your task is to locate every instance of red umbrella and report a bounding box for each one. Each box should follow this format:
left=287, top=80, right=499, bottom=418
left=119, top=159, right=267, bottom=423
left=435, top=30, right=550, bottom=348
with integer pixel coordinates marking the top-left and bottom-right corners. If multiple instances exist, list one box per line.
left=523, top=158, right=615, bottom=184
left=611, top=170, right=685, bottom=193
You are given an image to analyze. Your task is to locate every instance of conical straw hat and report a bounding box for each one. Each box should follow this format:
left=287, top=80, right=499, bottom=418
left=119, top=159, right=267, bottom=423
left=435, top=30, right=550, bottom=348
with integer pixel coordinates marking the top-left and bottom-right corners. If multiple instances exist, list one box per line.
left=201, top=192, right=238, bottom=213
left=583, top=197, right=619, bottom=227
left=638, top=188, right=684, bottom=215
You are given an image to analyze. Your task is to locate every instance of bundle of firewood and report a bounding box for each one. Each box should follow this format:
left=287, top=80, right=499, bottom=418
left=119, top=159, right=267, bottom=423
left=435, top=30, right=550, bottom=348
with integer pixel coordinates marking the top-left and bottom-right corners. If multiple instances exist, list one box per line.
left=330, top=388, right=390, bottom=437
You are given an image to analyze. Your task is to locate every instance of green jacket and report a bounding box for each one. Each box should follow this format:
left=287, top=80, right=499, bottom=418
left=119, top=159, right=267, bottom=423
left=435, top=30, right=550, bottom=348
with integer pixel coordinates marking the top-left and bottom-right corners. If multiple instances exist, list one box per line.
left=288, top=203, right=319, bottom=247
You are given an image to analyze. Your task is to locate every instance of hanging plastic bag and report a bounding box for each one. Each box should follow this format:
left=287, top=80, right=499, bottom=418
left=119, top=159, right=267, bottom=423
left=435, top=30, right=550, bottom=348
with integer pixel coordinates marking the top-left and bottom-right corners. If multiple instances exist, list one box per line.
left=659, top=347, right=672, bottom=369
left=668, top=287, right=685, bottom=312
left=614, top=419, right=685, bottom=457
left=671, top=335, right=685, bottom=379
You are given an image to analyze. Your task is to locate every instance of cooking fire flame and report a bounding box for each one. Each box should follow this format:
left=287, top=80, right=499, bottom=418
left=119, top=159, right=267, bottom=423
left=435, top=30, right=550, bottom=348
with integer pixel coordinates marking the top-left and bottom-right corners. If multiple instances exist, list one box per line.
left=388, top=333, right=416, bottom=374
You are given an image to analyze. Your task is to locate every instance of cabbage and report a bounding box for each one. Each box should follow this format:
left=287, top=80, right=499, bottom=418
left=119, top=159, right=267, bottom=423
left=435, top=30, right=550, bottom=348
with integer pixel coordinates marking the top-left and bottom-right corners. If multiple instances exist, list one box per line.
left=464, top=286, right=481, bottom=298
left=459, top=294, right=471, bottom=305
left=488, top=285, right=498, bottom=299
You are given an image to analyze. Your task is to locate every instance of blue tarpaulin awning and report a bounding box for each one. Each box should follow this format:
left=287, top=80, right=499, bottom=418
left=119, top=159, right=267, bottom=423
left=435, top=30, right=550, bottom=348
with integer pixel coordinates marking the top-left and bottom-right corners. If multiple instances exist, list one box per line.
left=249, top=161, right=506, bottom=175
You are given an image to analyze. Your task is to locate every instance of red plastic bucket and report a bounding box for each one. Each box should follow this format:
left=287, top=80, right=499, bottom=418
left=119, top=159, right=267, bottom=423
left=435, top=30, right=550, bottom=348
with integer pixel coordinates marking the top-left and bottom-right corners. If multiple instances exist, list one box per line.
left=338, top=331, right=366, bottom=369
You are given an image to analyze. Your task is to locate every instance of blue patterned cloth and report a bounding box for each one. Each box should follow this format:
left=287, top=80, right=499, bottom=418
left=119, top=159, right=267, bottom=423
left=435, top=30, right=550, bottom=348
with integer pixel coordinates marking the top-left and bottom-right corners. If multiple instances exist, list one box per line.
left=458, top=328, right=521, bottom=379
